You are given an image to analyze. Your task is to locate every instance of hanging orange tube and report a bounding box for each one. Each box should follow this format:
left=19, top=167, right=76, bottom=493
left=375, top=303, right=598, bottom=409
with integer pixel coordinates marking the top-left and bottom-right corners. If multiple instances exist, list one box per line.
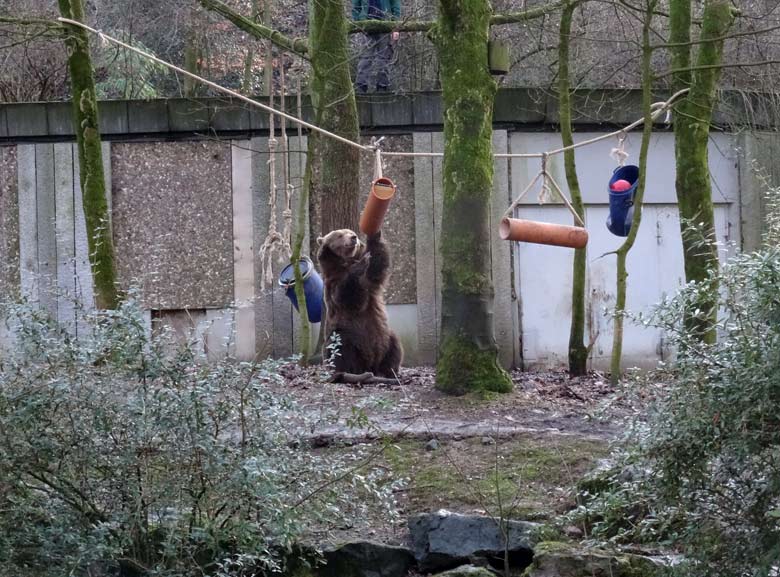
left=359, top=177, right=397, bottom=236
left=499, top=217, right=588, bottom=249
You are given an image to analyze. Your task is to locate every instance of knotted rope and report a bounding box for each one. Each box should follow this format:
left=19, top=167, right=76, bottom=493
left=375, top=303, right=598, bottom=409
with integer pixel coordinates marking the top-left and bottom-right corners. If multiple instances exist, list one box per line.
left=258, top=89, right=293, bottom=288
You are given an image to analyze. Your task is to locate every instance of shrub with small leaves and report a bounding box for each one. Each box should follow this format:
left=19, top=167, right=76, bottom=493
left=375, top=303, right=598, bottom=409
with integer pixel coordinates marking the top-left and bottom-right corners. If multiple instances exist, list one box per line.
left=570, top=227, right=780, bottom=575
left=0, top=298, right=396, bottom=577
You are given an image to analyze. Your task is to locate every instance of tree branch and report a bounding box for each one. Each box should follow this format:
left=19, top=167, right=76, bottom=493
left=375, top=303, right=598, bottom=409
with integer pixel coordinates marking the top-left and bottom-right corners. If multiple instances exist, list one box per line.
left=490, top=0, right=566, bottom=25
left=657, top=59, right=780, bottom=79
left=349, top=19, right=433, bottom=34
left=348, top=1, right=566, bottom=34
left=198, top=0, right=309, bottom=58
left=652, top=21, right=777, bottom=49
left=0, top=16, right=64, bottom=29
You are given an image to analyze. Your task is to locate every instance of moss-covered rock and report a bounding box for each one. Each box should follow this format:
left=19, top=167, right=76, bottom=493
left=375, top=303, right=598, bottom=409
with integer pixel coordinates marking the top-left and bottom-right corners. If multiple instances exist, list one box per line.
left=522, top=542, right=666, bottom=577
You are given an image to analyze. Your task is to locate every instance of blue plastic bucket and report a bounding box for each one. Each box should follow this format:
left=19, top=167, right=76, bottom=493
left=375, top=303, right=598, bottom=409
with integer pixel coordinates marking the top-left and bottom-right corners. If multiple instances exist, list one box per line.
left=278, top=256, right=323, bottom=323
left=606, top=165, right=639, bottom=237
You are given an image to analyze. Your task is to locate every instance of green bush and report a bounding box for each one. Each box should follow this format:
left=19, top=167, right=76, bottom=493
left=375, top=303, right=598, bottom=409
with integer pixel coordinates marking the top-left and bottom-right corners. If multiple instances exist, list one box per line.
left=0, top=299, right=395, bottom=576
left=570, top=240, right=780, bottom=576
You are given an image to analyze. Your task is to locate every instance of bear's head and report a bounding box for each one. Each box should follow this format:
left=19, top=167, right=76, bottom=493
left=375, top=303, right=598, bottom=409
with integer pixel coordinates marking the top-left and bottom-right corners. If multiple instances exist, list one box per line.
left=317, top=229, right=365, bottom=274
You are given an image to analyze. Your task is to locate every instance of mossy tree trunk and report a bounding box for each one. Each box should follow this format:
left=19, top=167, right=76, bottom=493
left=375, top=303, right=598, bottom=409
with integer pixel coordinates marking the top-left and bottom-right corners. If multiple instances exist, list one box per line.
left=558, top=0, right=589, bottom=376
left=241, top=0, right=262, bottom=94
left=609, top=0, right=654, bottom=386
left=307, top=0, right=361, bottom=250
left=183, top=10, right=205, bottom=98
left=58, top=0, right=118, bottom=309
left=670, top=0, right=735, bottom=344
left=431, top=0, right=512, bottom=395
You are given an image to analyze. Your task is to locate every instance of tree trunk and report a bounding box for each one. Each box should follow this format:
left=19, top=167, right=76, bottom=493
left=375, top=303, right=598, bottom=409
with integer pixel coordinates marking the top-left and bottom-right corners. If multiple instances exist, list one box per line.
left=670, top=0, right=735, bottom=344
left=241, top=0, right=262, bottom=94
left=183, top=8, right=205, bottom=97
left=432, top=0, right=512, bottom=395
left=58, top=0, right=118, bottom=309
left=307, top=0, right=361, bottom=253
left=558, top=0, right=589, bottom=376
left=609, top=0, right=654, bottom=385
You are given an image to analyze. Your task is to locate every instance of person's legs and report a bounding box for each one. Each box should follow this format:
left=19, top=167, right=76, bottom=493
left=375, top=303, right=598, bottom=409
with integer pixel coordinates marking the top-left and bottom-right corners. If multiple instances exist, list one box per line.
left=375, top=34, right=394, bottom=91
left=355, top=34, right=379, bottom=92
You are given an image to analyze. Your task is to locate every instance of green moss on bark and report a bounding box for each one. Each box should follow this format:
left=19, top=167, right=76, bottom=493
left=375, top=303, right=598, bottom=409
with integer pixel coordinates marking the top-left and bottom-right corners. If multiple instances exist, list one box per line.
left=432, top=0, right=511, bottom=395
left=671, top=0, right=735, bottom=344
left=558, top=0, right=589, bottom=376
left=59, top=0, right=118, bottom=310
left=610, top=0, right=654, bottom=385
left=308, top=0, right=361, bottom=239
left=437, top=333, right=512, bottom=396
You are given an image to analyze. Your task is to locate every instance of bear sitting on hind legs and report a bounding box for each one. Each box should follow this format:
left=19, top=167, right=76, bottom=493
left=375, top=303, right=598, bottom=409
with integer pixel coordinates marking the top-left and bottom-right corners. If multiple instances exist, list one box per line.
left=316, top=228, right=403, bottom=382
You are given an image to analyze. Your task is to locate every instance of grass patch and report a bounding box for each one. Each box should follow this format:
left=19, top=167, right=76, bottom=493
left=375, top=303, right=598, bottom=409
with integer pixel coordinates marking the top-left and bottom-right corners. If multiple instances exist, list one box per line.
left=383, top=436, right=609, bottom=519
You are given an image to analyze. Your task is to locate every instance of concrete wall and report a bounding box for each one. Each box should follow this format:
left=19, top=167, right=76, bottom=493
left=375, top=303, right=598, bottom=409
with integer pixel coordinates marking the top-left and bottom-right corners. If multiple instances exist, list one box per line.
left=0, top=92, right=774, bottom=371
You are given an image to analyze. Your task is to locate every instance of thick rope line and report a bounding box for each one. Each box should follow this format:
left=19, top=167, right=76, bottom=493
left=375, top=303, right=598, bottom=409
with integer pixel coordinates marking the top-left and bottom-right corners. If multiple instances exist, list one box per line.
left=57, top=17, right=372, bottom=154
left=57, top=17, right=688, bottom=164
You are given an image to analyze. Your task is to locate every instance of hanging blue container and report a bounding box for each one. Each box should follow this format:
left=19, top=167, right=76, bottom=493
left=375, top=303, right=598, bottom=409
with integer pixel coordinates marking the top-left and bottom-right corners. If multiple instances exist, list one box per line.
left=278, top=256, right=324, bottom=323
left=606, top=165, right=640, bottom=237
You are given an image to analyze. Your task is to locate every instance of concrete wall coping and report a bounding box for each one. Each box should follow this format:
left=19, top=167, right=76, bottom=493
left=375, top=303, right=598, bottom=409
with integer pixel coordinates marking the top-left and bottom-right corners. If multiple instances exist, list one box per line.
left=0, top=88, right=769, bottom=142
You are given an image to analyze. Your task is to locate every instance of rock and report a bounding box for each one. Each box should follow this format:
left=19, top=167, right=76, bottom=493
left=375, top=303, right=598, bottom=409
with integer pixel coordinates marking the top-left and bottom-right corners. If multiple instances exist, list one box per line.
left=319, top=541, right=416, bottom=577
left=481, top=436, right=495, bottom=446
left=563, top=525, right=584, bottom=539
left=432, top=565, right=497, bottom=577
left=408, top=510, right=538, bottom=573
left=523, top=542, right=665, bottom=577
left=425, top=439, right=441, bottom=451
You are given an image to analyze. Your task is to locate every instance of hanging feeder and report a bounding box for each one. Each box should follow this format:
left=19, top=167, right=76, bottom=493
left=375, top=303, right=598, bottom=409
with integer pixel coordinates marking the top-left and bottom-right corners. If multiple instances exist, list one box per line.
left=606, top=165, right=639, bottom=237
left=500, top=218, right=588, bottom=249
left=488, top=40, right=511, bottom=76
left=359, top=177, right=397, bottom=236
left=500, top=155, right=588, bottom=249
left=278, top=256, right=324, bottom=323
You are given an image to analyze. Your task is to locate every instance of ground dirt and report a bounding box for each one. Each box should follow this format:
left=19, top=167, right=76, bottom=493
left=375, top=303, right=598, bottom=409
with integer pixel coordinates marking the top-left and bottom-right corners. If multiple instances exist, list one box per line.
left=270, top=364, right=655, bottom=547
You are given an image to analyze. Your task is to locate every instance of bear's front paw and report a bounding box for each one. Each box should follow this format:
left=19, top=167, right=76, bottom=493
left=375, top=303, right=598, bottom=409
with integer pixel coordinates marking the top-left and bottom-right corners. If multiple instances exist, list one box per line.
left=352, top=252, right=371, bottom=274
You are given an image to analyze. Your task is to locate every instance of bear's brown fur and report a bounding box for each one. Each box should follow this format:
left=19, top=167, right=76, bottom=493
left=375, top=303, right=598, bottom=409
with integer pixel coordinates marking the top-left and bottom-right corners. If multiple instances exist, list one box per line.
left=316, top=229, right=402, bottom=378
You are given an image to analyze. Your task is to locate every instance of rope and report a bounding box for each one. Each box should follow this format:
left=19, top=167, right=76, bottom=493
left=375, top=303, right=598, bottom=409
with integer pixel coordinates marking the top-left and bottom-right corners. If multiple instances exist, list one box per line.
left=610, top=131, right=629, bottom=167
left=371, top=136, right=385, bottom=180
left=57, top=17, right=689, bottom=164
left=258, top=89, right=293, bottom=288
left=56, top=17, right=373, bottom=154
left=502, top=152, right=584, bottom=228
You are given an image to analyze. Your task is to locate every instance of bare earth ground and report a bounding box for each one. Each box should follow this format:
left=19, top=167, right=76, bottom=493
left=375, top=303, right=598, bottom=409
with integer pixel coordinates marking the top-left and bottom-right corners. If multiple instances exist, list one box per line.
left=270, top=364, right=655, bottom=547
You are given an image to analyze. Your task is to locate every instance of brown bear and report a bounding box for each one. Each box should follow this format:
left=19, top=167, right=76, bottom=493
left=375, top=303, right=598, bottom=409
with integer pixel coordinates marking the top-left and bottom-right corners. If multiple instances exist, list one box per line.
left=316, top=228, right=402, bottom=378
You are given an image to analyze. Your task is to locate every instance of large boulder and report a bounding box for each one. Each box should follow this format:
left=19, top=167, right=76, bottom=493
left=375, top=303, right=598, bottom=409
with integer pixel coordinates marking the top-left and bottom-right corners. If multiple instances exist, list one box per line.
left=319, top=541, right=416, bottom=577
left=522, top=542, right=665, bottom=577
left=409, top=510, right=538, bottom=573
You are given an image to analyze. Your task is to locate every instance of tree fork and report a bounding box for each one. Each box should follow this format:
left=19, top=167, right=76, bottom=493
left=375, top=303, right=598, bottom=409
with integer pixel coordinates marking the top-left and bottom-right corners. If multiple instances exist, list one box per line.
left=58, top=0, right=118, bottom=309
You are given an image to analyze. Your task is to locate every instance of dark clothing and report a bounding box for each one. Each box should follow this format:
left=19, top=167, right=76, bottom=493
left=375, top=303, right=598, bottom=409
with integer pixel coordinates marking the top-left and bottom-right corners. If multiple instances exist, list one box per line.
left=356, top=34, right=394, bottom=91
left=352, top=0, right=400, bottom=20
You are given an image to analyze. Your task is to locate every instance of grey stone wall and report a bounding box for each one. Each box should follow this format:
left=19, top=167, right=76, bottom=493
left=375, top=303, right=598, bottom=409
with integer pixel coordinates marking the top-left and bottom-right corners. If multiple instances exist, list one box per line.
left=0, top=146, right=19, bottom=301
left=358, top=135, right=416, bottom=304
left=111, top=141, right=234, bottom=309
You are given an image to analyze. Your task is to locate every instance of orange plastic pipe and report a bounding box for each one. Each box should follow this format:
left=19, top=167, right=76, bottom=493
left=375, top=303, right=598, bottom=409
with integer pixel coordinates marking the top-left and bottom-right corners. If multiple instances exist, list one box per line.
left=359, top=177, right=397, bottom=235
left=499, top=217, right=588, bottom=249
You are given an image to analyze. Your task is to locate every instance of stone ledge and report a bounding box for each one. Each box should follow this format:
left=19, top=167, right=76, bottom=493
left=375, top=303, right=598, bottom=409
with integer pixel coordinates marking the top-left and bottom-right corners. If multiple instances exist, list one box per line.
left=0, top=89, right=773, bottom=140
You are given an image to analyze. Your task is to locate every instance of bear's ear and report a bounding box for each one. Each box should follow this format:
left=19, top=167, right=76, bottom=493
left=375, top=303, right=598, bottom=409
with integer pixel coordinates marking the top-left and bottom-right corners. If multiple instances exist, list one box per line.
left=316, top=236, right=325, bottom=246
